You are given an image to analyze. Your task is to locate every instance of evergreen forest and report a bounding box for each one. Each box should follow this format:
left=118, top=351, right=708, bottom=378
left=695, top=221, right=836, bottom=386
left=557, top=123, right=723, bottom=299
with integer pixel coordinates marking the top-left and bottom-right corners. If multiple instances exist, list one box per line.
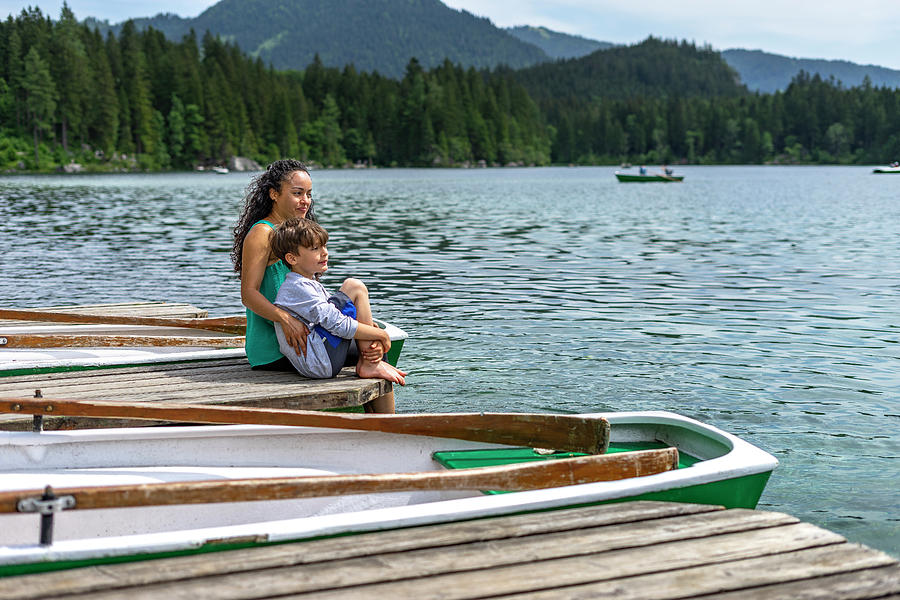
left=1, top=7, right=899, bottom=172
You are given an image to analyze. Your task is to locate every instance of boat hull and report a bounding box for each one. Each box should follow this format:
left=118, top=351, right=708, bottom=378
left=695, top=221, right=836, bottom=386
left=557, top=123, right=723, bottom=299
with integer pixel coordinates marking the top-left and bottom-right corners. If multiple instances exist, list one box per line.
left=0, top=320, right=407, bottom=375
left=615, top=172, right=684, bottom=182
left=872, top=167, right=900, bottom=174
left=0, top=411, right=776, bottom=575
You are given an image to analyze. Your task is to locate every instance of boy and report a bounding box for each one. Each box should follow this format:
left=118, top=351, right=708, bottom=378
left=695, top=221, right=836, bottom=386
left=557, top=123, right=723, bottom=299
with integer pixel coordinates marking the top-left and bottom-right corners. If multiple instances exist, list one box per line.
left=270, top=218, right=407, bottom=390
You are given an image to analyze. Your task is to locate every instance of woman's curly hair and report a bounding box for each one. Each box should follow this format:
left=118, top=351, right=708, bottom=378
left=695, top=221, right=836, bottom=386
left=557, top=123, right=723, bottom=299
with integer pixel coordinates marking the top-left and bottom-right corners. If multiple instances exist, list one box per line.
left=231, top=159, right=317, bottom=276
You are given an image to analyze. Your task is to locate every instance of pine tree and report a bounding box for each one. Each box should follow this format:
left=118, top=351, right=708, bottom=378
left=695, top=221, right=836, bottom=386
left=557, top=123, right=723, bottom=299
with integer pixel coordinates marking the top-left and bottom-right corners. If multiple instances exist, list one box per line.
left=22, top=46, right=57, bottom=165
left=51, top=2, right=90, bottom=152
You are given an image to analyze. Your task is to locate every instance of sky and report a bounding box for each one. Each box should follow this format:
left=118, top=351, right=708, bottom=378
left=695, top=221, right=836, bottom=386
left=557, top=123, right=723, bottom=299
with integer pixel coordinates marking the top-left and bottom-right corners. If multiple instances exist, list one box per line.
left=4, top=0, right=899, bottom=70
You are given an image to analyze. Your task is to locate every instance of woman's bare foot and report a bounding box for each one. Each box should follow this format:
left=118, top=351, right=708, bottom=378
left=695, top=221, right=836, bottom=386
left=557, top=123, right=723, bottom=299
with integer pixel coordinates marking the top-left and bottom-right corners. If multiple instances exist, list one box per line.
left=356, top=360, right=406, bottom=385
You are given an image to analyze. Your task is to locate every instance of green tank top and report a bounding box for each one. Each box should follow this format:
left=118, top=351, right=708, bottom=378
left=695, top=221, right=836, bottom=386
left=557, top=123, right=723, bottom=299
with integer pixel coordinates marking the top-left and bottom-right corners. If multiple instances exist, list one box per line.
left=244, top=220, right=291, bottom=366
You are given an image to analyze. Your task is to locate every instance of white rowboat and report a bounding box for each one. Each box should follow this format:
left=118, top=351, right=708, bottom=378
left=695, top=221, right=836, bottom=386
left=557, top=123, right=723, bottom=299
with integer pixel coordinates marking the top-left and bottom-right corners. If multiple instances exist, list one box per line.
left=0, top=410, right=776, bottom=575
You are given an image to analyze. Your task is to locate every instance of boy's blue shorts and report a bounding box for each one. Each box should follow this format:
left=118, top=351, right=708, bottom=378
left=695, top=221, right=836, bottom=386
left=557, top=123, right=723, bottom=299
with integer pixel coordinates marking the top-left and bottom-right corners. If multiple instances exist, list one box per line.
left=314, top=291, right=356, bottom=349
left=314, top=291, right=358, bottom=378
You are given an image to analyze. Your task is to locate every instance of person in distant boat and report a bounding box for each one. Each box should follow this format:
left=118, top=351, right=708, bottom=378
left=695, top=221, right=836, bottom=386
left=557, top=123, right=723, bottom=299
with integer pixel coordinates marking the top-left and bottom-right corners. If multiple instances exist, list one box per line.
left=890, top=160, right=899, bottom=168
left=639, top=165, right=647, bottom=175
left=662, top=164, right=674, bottom=176
left=270, top=218, right=407, bottom=394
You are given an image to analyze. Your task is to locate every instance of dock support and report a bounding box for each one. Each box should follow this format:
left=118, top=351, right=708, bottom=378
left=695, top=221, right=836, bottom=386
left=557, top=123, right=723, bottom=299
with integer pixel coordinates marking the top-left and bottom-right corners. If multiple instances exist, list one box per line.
left=364, top=386, right=395, bottom=413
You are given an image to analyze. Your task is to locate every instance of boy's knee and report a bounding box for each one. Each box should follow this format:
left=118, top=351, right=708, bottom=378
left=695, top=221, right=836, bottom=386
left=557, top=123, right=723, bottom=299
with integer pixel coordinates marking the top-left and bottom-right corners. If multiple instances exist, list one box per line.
left=341, top=278, right=367, bottom=295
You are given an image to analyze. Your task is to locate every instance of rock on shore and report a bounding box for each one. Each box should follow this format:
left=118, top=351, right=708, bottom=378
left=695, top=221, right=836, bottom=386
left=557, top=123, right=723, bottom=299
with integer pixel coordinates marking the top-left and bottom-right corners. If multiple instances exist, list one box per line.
left=228, top=156, right=262, bottom=171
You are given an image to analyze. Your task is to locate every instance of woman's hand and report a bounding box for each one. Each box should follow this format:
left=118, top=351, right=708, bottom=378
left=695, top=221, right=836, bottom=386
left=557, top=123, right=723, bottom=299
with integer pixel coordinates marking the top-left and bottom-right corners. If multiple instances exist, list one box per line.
left=361, top=339, right=387, bottom=363
left=279, top=313, right=309, bottom=357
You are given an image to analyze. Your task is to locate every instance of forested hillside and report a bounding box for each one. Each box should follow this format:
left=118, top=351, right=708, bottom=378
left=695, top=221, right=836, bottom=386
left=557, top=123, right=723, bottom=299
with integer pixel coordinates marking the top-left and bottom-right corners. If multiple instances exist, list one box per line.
left=722, top=49, right=900, bottom=93
left=0, top=7, right=550, bottom=171
left=542, top=70, right=900, bottom=165
left=1, top=8, right=899, bottom=172
left=97, top=0, right=549, bottom=79
left=505, top=26, right=612, bottom=60
left=514, top=38, right=747, bottom=101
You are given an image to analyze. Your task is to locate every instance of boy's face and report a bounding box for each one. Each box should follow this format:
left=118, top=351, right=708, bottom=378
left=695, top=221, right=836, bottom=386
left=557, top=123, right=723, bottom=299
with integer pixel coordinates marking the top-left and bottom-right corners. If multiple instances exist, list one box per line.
left=285, top=243, right=328, bottom=279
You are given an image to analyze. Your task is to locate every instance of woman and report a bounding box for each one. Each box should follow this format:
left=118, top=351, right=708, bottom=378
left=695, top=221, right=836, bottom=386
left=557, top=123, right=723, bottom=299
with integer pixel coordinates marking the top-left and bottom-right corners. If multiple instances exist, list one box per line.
left=231, top=159, right=316, bottom=371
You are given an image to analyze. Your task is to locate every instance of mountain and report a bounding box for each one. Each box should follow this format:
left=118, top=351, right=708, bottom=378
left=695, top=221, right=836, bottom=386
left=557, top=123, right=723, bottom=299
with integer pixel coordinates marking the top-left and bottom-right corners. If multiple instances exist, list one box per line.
left=92, top=0, right=549, bottom=78
left=722, top=49, right=900, bottom=93
left=505, top=25, right=613, bottom=60
left=513, top=37, right=747, bottom=101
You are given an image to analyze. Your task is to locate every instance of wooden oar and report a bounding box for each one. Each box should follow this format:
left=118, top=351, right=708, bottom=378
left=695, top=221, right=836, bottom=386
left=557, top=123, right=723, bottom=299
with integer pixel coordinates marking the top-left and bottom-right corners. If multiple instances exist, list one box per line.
left=0, top=397, right=611, bottom=455
left=0, top=448, right=677, bottom=512
left=0, top=309, right=246, bottom=335
left=0, top=334, right=245, bottom=349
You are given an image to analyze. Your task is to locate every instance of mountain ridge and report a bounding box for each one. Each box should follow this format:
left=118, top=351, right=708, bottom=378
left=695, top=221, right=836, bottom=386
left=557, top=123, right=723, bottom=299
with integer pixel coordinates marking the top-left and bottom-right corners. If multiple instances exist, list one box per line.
left=81, top=1, right=900, bottom=91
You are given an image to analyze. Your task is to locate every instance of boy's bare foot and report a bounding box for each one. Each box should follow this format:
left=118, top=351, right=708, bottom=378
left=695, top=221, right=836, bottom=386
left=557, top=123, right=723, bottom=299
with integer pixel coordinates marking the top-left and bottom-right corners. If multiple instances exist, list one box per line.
left=382, top=362, right=408, bottom=377
left=357, top=360, right=406, bottom=385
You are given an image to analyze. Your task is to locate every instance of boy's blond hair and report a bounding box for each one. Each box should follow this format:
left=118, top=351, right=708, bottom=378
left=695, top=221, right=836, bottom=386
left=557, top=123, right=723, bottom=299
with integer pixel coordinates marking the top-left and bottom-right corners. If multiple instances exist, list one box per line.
left=271, top=218, right=329, bottom=262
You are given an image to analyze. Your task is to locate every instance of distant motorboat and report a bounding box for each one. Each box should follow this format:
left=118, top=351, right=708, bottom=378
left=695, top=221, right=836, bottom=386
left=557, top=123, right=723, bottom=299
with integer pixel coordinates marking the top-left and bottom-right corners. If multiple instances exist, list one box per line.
left=872, top=164, right=900, bottom=174
left=212, top=166, right=229, bottom=174
left=615, top=171, right=684, bottom=183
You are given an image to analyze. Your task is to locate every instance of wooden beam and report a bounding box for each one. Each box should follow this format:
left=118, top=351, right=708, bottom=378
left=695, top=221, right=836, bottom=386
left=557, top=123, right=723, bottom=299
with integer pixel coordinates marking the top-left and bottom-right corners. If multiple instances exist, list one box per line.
left=0, top=397, right=611, bottom=454
left=0, top=448, right=677, bottom=512
left=0, top=308, right=245, bottom=335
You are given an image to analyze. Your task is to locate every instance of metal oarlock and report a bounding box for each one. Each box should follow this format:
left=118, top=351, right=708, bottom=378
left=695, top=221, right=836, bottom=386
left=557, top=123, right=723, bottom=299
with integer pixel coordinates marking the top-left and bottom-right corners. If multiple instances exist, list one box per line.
left=32, top=389, right=44, bottom=432
left=17, top=485, right=76, bottom=546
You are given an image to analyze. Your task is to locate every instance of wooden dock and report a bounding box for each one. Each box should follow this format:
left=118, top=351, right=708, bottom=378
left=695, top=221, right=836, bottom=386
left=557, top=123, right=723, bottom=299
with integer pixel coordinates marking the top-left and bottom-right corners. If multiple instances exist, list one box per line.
left=0, top=302, right=392, bottom=429
left=1, top=501, right=896, bottom=599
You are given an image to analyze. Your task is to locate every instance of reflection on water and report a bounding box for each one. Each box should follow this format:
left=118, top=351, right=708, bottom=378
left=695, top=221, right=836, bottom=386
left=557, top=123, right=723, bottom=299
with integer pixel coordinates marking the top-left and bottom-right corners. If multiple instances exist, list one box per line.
left=1, top=166, right=898, bottom=556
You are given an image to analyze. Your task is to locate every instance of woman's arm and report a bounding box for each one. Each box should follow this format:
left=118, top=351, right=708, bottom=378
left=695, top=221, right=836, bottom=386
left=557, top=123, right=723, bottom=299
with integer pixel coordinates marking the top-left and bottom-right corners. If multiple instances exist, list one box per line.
left=353, top=322, right=391, bottom=354
left=240, top=224, right=308, bottom=355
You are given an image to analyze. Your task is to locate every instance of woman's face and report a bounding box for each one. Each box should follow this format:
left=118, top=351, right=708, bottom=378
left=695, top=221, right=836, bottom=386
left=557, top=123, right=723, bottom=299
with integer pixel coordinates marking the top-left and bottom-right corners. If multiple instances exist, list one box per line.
left=270, top=170, right=313, bottom=220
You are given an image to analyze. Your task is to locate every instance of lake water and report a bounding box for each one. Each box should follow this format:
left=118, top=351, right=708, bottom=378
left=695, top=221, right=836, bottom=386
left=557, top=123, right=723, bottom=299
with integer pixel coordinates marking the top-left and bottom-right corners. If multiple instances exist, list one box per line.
left=1, top=165, right=897, bottom=557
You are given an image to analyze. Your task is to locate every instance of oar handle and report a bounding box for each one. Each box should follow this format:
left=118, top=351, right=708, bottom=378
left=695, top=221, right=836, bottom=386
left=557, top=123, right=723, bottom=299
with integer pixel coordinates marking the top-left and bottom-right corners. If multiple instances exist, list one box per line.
left=0, top=397, right=610, bottom=455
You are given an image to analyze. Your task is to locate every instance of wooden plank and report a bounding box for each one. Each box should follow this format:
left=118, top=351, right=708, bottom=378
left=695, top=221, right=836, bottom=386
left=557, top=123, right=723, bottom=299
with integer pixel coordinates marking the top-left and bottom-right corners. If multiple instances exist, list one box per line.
left=709, top=564, right=900, bottom=599
left=0, top=361, right=393, bottom=429
left=0, top=502, right=722, bottom=599
left=0, top=361, right=355, bottom=392
left=0, top=397, right=611, bottom=455
left=0, top=368, right=389, bottom=402
left=72, top=509, right=794, bottom=600
left=0, top=358, right=248, bottom=383
left=0, top=302, right=209, bottom=325
left=2, top=504, right=894, bottom=600
left=496, top=544, right=899, bottom=600
left=283, top=522, right=846, bottom=600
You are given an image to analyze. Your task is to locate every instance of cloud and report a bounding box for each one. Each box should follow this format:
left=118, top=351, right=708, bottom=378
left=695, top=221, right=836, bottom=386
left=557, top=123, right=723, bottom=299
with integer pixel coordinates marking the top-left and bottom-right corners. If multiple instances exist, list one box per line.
left=443, top=0, right=900, bottom=69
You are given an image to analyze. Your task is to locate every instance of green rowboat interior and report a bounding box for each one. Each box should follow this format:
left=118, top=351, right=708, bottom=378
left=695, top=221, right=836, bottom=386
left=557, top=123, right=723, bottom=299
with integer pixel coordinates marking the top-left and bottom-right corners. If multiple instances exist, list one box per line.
left=0, top=410, right=776, bottom=575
